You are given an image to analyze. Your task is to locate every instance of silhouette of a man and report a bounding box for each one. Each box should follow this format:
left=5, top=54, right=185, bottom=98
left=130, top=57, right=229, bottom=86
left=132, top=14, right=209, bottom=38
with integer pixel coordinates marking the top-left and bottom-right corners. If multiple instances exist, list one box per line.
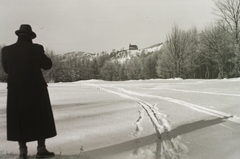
left=1, top=24, right=57, bottom=159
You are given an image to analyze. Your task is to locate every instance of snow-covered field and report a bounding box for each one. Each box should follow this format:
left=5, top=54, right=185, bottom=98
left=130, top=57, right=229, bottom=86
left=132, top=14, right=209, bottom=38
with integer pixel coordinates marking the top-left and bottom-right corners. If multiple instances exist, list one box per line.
left=0, top=79, right=240, bottom=159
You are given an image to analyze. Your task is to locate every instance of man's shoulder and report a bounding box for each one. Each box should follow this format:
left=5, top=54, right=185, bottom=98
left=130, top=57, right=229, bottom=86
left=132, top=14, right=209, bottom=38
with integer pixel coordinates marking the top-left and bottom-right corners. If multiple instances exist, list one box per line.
left=33, top=43, right=43, bottom=47
left=32, top=43, right=44, bottom=50
left=1, top=43, right=16, bottom=52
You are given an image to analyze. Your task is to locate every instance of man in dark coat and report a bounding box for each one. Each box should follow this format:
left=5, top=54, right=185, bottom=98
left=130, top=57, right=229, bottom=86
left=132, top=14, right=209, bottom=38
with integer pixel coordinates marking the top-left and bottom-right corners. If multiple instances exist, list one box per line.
left=1, top=24, right=57, bottom=159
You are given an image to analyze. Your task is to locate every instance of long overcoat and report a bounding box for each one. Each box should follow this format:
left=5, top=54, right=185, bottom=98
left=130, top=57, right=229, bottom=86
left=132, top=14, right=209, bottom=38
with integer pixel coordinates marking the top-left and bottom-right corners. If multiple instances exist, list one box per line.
left=1, top=36, right=57, bottom=142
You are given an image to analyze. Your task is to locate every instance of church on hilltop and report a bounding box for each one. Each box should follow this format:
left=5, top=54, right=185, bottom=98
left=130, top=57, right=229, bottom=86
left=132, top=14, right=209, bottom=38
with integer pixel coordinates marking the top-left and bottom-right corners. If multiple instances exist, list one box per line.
left=129, top=43, right=138, bottom=50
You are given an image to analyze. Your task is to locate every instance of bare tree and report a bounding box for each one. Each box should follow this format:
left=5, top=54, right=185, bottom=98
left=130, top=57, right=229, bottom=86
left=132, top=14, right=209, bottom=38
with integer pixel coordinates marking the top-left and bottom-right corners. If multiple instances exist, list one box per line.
left=213, top=0, right=240, bottom=57
left=156, top=24, right=199, bottom=78
left=199, top=24, right=235, bottom=78
left=214, top=0, right=240, bottom=43
left=125, top=57, right=142, bottom=80
left=163, top=24, right=186, bottom=78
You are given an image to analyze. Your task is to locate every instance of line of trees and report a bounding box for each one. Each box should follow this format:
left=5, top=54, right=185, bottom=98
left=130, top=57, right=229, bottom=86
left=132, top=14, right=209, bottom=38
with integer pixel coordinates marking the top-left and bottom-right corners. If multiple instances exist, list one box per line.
left=41, top=51, right=159, bottom=82
left=0, top=0, right=240, bottom=82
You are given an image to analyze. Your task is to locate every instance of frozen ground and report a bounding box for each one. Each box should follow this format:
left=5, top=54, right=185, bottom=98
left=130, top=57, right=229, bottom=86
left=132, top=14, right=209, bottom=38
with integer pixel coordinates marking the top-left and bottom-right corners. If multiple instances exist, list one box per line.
left=0, top=79, right=240, bottom=159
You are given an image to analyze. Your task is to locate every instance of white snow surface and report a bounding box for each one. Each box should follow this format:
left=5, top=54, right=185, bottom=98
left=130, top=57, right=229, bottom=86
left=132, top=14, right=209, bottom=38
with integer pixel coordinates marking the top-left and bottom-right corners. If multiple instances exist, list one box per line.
left=0, top=79, right=240, bottom=159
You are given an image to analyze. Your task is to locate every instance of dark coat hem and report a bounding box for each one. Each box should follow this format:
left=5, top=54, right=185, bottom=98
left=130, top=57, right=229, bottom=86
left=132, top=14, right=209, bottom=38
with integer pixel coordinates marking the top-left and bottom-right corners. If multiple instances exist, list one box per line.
left=7, top=134, right=57, bottom=142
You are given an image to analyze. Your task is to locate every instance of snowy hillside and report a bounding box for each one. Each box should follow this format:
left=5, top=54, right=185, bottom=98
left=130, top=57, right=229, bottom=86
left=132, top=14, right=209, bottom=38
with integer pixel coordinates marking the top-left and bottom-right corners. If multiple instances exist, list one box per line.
left=55, top=51, right=106, bottom=61
left=57, top=42, right=164, bottom=63
left=142, top=42, right=163, bottom=53
left=109, top=50, right=142, bottom=63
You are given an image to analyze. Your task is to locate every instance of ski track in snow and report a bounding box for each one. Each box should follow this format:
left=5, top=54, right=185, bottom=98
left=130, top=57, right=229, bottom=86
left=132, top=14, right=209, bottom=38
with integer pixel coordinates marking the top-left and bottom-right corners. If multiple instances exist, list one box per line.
left=86, top=83, right=240, bottom=125
left=154, top=88, right=240, bottom=97
left=85, top=83, right=189, bottom=158
left=89, top=84, right=170, bottom=133
left=111, top=85, right=240, bottom=124
left=133, top=110, right=144, bottom=136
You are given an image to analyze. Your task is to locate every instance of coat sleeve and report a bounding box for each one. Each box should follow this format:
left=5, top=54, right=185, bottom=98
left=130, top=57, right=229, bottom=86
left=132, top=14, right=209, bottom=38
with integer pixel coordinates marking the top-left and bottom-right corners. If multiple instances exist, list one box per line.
left=1, top=47, right=8, bottom=74
left=35, top=44, right=52, bottom=70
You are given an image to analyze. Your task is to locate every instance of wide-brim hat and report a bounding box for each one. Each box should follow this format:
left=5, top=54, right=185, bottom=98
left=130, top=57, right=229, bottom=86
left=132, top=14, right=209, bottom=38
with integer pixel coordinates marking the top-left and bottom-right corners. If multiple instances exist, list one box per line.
left=15, top=24, right=36, bottom=39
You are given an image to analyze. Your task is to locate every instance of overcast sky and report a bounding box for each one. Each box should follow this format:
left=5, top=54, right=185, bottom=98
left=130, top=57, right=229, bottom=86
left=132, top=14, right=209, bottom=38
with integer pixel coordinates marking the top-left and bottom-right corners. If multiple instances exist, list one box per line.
left=0, top=0, right=216, bottom=54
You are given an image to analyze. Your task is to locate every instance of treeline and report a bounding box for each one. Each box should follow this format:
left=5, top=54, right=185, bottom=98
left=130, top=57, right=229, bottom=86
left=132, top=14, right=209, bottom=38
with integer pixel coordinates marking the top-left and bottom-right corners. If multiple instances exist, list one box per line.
left=41, top=51, right=160, bottom=82
left=157, top=24, right=238, bottom=79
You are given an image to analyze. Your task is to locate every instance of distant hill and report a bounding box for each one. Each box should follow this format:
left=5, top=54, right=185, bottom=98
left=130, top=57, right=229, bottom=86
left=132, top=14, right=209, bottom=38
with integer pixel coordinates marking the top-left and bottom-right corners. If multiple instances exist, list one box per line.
left=55, top=51, right=106, bottom=62
left=143, top=42, right=163, bottom=53
left=56, top=42, right=163, bottom=63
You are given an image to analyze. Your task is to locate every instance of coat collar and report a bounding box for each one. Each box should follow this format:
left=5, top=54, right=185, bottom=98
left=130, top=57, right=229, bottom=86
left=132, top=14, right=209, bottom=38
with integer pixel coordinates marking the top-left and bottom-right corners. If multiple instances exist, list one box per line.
left=17, top=35, right=33, bottom=44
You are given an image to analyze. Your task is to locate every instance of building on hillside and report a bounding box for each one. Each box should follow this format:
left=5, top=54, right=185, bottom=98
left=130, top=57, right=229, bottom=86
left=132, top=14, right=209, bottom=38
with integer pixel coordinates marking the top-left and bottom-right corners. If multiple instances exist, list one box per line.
left=129, top=43, right=138, bottom=50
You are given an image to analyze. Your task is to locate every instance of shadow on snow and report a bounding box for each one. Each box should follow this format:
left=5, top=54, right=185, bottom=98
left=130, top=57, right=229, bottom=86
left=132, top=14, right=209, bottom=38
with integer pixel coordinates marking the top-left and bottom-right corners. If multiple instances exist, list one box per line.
left=0, top=117, right=229, bottom=159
